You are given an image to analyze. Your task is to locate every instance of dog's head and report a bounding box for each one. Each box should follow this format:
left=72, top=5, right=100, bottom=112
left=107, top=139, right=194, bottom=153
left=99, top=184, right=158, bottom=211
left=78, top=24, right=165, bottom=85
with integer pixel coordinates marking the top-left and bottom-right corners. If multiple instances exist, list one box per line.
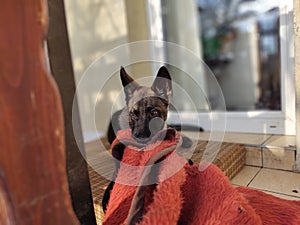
left=120, top=66, right=172, bottom=143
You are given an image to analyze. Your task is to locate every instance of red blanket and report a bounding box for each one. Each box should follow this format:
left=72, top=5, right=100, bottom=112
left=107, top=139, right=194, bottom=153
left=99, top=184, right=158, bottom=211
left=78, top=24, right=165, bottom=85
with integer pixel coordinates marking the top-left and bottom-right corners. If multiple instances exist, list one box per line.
left=103, top=129, right=300, bottom=225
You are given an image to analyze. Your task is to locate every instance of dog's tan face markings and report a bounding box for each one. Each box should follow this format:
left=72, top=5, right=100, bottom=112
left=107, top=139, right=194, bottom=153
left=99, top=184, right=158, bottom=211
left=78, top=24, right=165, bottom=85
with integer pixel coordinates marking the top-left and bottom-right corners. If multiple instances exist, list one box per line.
left=120, top=66, right=172, bottom=142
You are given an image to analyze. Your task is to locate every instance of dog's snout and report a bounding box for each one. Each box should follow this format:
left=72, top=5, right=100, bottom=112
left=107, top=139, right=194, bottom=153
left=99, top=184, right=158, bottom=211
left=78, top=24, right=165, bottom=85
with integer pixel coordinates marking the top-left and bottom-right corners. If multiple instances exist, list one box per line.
left=132, top=117, right=164, bottom=141
left=132, top=117, right=152, bottom=140
left=133, top=128, right=151, bottom=139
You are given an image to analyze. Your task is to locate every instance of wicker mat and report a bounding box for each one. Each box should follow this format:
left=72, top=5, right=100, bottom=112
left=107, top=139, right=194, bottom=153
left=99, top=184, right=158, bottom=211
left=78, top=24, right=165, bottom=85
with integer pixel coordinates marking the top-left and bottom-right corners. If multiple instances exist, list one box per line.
left=87, top=138, right=246, bottom=225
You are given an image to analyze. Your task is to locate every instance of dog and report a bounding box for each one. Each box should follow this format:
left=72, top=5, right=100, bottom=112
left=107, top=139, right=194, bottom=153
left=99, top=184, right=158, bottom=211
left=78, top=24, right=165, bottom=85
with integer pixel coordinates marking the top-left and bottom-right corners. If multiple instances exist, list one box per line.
left=118, top=66, right=172, bottom=142
left=107, top=66, right=203, bottom=144
left=102, top=66, right=195, bottom=212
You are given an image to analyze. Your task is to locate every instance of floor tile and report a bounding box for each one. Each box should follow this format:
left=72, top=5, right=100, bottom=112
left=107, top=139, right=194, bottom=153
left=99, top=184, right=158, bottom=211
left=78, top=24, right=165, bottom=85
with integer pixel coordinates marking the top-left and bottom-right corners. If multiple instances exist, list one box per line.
left=182, top=131, right=211, bottom=141
left=222, top=132, right=271, bottom=145
left=231, top=166, right=261, bottom=186
left=183, top=131, right=271, bottom=145
left=249, top=168, right=300, bottom=198
left=245, top=146, right=262, bottom=167
left=262, top=147, right=296, bottom=171
left=264, top=135, right=296, bottom=150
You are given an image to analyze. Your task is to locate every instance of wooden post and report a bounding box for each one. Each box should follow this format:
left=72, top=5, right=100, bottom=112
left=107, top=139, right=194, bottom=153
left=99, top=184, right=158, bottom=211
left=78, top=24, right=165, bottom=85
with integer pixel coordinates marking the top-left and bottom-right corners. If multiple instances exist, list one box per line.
left=47, top=0, right=97, bottom=224
left=0, top=0, right=80, bottom=224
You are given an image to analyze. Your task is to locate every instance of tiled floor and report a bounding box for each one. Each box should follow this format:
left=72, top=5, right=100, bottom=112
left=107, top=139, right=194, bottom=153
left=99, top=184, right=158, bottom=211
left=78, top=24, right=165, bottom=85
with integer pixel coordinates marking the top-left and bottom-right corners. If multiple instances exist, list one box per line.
left=184, top=131, right=296, bottom=147
left=183, top=131, right=272, bottom=145
left=184, top=131, right=298, bottom=171
left=231, top=165, right=300, bottom=200
left=222, top=131, right=300, bottom=201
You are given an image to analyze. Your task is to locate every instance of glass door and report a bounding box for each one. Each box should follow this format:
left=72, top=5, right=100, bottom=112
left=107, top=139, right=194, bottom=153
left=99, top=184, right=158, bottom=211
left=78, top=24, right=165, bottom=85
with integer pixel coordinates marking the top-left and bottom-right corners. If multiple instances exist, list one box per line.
left=148, top=0, right=295, bottom=134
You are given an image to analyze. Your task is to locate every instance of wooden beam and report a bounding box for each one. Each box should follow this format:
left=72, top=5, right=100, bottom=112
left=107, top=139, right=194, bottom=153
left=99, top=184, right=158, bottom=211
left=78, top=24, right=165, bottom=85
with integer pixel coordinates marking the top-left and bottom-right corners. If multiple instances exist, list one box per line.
left=47, top=0, right=97, bottom=224
left=0, top=0, right=80, bottom=224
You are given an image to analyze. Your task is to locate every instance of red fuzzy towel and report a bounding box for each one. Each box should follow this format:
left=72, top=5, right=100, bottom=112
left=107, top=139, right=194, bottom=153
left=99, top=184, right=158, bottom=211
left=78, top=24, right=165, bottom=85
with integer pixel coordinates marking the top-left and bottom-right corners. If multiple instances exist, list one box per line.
left=103, top=129, right=300, bottom=225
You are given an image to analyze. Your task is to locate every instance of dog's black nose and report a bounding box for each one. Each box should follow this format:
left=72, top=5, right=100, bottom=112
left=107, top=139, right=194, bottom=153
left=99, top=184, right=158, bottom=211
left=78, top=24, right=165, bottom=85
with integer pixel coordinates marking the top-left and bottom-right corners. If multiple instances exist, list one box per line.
left=133, top=129, right=151, bottom=140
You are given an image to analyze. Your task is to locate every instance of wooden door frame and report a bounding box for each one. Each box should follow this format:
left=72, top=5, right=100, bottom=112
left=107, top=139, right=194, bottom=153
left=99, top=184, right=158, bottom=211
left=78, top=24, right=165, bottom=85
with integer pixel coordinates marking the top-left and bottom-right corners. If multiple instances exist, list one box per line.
left=0, top=0, right=82, bottom=224
left=47, top=0, right=96, bottom=224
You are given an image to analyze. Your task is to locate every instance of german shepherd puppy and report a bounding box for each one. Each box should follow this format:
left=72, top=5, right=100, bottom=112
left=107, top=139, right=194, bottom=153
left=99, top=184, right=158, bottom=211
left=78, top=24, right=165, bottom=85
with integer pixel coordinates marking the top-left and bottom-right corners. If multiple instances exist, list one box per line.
left=103, top=66, right=173, bottom=211
left=119, top=66, right=172, bottom=143
left=106, top=66, right=201, bottom=144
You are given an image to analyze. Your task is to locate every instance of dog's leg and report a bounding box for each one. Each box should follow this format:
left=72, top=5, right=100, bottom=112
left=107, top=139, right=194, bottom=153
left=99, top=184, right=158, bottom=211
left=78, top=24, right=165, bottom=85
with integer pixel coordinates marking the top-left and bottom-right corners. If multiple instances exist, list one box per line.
left=102, top=142, right=125, bottom=212
left=106, top=109, right=124, bottom=144
left=102, top=181, right=115, bottom=212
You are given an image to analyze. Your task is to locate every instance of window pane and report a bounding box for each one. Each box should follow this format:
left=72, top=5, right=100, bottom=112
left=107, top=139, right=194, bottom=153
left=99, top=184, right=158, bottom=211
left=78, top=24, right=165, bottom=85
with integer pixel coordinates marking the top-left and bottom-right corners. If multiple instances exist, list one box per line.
left=162, top=0, right=282, bottom=111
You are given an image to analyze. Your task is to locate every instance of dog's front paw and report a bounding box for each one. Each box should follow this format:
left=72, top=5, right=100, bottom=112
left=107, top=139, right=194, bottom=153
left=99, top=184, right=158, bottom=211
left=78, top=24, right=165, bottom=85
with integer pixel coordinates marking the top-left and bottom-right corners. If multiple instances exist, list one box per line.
left=163, top=128, right=177, bottom=141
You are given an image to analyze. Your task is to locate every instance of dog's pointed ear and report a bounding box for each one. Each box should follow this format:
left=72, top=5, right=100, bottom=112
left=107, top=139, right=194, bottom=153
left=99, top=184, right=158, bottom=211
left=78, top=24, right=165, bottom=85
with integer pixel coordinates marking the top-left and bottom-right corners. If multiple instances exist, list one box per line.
left=151, top=66, right=172, bottom=101
left=120, top=66, right=139, bottom=103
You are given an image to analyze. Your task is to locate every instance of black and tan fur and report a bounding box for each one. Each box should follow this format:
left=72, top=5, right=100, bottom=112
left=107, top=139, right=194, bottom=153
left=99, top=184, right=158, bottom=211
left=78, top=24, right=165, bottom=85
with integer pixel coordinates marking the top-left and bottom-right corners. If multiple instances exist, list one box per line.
left=119, top=66, right=172, bottom=143
left=102, top=66, right=194, bottom=212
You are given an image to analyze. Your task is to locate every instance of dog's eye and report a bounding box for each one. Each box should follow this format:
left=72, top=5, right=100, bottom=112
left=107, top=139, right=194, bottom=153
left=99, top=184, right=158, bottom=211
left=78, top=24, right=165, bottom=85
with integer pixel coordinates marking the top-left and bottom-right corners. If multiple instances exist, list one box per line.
left=146, top=106, right=153, bottom=112
left=131, top=109, right=139, bottom=118
left=150, top=109, right=160, bottom=117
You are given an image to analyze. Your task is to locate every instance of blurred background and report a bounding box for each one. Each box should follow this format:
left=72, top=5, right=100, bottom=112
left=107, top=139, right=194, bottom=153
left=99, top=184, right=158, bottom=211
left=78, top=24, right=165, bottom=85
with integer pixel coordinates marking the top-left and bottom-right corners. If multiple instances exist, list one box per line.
left=64, top=0, right=295, bottom=139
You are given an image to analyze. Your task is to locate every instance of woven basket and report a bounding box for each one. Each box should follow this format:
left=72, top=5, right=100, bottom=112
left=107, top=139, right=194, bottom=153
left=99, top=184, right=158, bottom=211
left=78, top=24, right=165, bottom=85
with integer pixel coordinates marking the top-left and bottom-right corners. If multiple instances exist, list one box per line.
left=87, top=138, right=246, bottom=225
left=187, top=141, right=246, bottom=180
